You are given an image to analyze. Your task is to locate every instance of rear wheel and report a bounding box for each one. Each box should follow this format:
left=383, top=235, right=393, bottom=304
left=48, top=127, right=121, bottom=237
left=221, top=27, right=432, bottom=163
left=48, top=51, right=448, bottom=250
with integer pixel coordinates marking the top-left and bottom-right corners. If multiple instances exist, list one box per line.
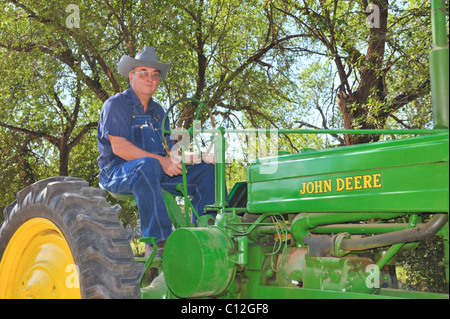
left=0, top=177, right=143, bottom=299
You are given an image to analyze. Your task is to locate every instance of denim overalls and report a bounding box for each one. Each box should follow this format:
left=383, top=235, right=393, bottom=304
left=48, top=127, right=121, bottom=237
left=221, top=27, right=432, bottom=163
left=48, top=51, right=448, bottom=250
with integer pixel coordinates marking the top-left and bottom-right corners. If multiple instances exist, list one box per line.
left=99, top=96, right=218, bottom=243
left=130, top=104, right=168, bottom=157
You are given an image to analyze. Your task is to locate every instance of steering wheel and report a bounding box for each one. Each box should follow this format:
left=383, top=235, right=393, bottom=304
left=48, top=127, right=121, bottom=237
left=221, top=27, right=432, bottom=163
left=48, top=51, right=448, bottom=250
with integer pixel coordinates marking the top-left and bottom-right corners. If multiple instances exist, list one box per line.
left=161, top=98, right=216, bottom=159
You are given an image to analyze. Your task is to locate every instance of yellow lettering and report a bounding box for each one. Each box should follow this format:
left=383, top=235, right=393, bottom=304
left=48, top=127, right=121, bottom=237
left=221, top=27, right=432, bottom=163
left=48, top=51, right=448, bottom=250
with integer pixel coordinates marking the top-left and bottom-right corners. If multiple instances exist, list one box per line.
left=373, top=173, right=382, bottom=188
left=300, top=182, right=306, bottom=195
left=345, top=176, right=354, bottom=190
left=324, top=179, right=332, bottom=193
left=363, top=175, right=373, bottom=189
left=354, top=176, right=362, bottom=190
left=336, top=178, right=344, bottom=192
left=301, top=174, right=380, bottom=196
left=315, top=180, right=323, bottom=193
left=306, top=182, right=314, bottom=194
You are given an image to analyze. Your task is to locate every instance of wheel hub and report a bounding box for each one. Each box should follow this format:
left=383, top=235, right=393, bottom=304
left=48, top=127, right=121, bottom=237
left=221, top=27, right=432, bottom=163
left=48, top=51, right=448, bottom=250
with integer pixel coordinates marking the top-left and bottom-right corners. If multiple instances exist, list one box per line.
left=0, top=218, right=81, bottom=299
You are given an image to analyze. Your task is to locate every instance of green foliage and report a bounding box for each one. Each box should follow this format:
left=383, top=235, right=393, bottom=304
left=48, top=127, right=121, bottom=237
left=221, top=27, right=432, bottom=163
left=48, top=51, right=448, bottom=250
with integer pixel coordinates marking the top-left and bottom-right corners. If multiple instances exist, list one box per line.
left=397, top=235, right=449, bottom=294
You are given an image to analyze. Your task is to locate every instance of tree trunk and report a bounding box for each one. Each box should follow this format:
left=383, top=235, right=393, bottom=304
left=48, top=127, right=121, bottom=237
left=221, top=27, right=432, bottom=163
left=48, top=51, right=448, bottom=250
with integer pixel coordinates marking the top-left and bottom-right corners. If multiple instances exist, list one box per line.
left=59, top=146, right=70, bottom=177
left=337, top=0, right=389, bottom=145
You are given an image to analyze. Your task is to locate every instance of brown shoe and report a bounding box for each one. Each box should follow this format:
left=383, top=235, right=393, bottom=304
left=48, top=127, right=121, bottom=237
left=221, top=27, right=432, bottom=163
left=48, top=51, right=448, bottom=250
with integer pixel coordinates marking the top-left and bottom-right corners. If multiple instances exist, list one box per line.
left=145, top=241, right=165, bottom=258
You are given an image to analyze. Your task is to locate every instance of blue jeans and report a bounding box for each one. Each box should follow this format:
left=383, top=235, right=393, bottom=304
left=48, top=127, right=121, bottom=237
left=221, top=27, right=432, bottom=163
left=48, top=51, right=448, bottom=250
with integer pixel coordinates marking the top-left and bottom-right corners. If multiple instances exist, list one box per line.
left=99, top=157, right=216, bottom=243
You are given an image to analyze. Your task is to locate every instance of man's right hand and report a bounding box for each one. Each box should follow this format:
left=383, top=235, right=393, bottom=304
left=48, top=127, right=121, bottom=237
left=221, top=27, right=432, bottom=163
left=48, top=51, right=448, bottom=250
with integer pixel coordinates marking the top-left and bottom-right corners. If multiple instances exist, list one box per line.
left=159, top=156, right=182, bottom=177
left=109, top=135, right=183, bottom=177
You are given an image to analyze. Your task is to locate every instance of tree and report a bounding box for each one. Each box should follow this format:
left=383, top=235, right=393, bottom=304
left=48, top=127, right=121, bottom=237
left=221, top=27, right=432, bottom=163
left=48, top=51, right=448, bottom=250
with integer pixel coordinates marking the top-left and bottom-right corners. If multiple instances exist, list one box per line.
left=397, top=234, right=449, bottom=294
left=0, top=0, right=309, bottom=224
left=272, top=0, right=438, bottom=145
left=0, top=0, right=317, bottom=182
left=0, top=0, right=442, bottom=199
left=0, top=2, right=102, bottom=178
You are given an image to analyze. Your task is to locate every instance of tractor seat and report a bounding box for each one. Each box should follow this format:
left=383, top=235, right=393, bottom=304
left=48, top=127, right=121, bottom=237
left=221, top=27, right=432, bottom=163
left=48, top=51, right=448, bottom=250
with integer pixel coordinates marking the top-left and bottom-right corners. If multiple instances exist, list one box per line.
left=99, top=183, right=135, bottom=201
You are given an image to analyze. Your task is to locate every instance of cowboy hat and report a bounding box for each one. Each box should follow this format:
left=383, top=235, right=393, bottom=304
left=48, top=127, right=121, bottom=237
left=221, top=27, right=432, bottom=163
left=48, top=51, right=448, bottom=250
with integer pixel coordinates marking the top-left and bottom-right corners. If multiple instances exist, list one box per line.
left=118, top=46, right=171, bottom=80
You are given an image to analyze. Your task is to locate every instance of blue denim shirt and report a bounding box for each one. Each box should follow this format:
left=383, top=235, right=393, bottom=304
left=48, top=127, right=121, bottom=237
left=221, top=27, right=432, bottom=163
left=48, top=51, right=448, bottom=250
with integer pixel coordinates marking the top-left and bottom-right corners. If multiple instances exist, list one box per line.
left=97, top=87, right=173, bottom=169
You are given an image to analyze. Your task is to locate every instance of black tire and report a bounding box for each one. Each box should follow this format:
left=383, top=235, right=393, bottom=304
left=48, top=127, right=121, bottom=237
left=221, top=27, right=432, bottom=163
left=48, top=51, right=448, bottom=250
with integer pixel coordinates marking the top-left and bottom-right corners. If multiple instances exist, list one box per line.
left=0, top=176, right=144, bottom=299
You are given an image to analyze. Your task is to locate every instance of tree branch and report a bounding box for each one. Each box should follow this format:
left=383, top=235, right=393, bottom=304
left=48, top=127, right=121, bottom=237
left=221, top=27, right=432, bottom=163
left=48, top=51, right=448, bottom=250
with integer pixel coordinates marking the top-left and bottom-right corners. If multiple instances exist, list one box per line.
left=0, top=121, right=59, bottom=146
left=8, top=0, right=120, bottom=94
left=68, top=122, right=99, bottom=151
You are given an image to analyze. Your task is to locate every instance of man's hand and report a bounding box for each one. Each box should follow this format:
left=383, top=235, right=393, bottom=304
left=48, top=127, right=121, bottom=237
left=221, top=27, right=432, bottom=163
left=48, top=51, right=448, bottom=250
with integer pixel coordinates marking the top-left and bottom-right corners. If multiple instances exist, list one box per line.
left=159, top=156, right=182, bottom=177
left=109, top=135, right=183, bottom=176
left=202, top=153, right=215, bottom=164
left=108, top=135, right=213, bottom=177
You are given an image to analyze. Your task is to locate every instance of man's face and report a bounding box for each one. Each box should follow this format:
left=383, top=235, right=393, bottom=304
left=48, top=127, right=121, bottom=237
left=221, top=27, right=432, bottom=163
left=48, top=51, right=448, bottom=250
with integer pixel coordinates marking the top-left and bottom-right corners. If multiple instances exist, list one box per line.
left=129, top=66, right=161, bottom=99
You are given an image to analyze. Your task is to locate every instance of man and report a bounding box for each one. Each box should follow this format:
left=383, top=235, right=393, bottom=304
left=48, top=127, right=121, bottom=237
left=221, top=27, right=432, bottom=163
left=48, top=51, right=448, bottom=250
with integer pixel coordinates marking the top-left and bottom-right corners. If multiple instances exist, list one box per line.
left=97, top=46, right=216, bottom=256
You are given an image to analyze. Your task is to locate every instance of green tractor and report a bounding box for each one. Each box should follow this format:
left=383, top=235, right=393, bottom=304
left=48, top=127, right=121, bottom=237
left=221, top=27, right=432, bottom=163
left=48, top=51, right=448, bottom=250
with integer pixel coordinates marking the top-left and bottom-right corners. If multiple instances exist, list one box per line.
left=0, top=0, right=448, bottom=299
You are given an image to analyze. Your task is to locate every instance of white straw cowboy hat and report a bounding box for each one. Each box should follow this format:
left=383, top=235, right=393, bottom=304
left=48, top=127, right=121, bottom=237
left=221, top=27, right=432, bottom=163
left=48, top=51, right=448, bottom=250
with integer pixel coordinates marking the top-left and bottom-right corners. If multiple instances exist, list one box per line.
left=118, top=46, right=171, bottom=80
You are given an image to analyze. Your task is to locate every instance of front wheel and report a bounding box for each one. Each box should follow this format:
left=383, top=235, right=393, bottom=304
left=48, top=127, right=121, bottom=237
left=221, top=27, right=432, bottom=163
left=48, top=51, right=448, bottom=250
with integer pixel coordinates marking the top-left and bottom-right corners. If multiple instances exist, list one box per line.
left=0, top=177, right=143, bottom=299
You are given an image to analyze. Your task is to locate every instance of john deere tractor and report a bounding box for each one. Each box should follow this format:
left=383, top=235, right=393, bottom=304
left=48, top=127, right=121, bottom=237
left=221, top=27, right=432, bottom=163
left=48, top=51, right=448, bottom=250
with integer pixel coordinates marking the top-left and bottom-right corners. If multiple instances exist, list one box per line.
left=0, top=0, right=448, bottom=299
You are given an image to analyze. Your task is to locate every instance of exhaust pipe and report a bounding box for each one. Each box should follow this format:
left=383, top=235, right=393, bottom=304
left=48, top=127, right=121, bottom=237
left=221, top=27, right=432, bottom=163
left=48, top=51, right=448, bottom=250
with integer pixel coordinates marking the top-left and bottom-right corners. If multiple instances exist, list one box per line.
left=340, top=213, right=448, bottom=252
left=304, top=214, right=448, bottom=257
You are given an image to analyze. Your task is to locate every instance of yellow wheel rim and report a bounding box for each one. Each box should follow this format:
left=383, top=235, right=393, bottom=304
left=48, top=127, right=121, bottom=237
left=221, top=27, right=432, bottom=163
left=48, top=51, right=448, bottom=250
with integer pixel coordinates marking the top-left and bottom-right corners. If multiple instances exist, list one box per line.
left=0, top=218, right=81, bottom=299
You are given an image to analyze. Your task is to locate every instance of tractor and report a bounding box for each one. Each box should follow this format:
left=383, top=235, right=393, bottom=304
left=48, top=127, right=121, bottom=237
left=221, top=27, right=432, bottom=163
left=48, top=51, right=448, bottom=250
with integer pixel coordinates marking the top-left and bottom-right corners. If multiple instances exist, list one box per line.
left=0, top=0, right=448, bottom=299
